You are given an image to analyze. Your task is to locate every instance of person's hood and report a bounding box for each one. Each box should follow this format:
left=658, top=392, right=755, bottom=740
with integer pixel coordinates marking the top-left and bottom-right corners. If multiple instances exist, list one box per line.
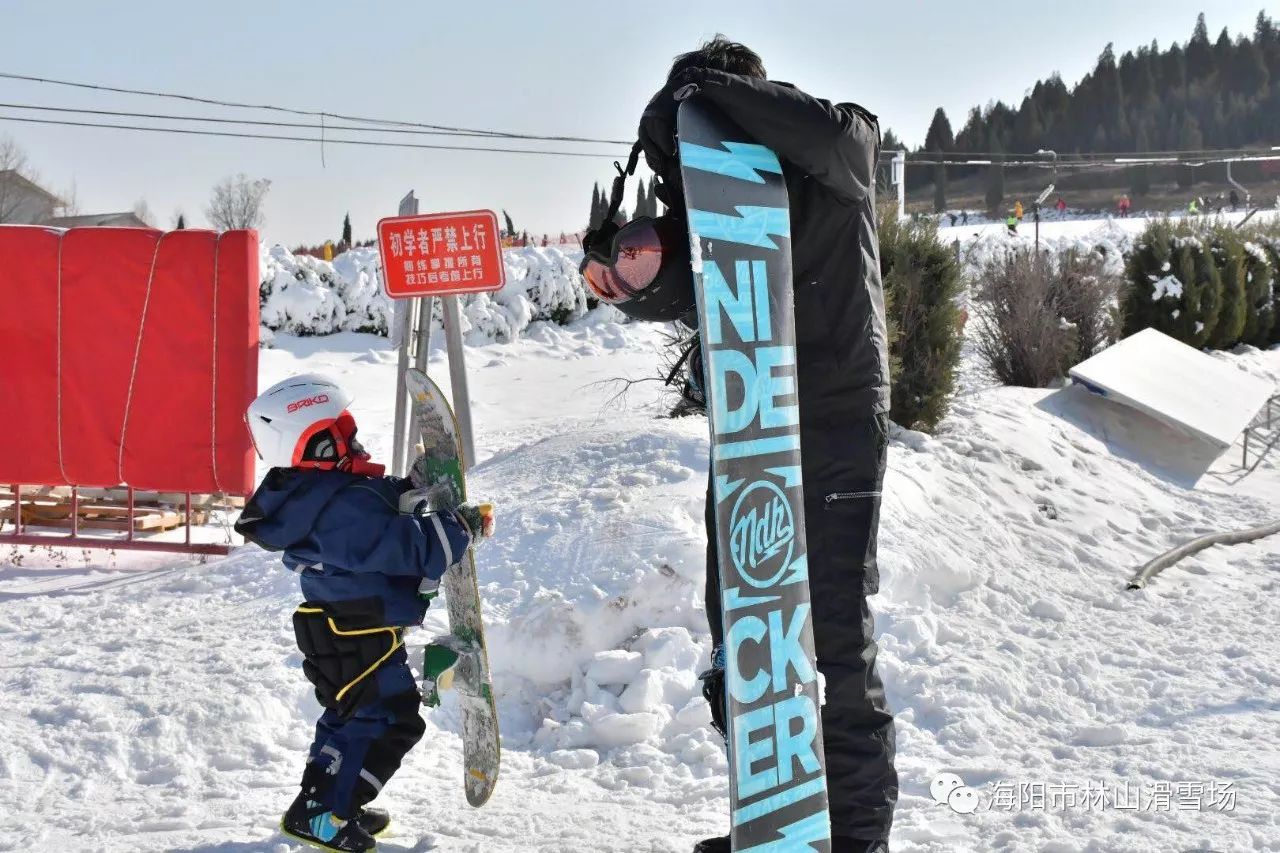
left=233, top=467, right=358, bottom=552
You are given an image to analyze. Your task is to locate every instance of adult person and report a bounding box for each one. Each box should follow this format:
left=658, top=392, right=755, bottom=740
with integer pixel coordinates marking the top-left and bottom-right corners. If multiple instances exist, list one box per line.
left=582, top=36, right=897, bottom=853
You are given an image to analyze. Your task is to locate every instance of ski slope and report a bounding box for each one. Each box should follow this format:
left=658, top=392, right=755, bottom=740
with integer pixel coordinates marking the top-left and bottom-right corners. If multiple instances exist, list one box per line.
left=4, top=229, right=1280, bottom=850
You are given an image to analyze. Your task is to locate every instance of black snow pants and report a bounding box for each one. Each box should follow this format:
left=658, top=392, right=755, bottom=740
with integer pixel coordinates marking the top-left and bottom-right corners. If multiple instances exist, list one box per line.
left=293, top=603, right=426, bottom=819
left=703, top=414, right=898, bottom=842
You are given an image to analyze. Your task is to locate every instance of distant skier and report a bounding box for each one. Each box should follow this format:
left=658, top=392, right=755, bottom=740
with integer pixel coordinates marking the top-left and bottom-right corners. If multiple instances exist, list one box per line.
left=1014, top=199, right=1024, bottom=220
left=1006, top=211, right=1019, bottom=235
left=1189, top=197, right=1201, bottom=216
left=1230, top=189, right=1240, bottom=212
left=620, top=35, right=896, bottom=853
left=1055, top=197, right=1067, bottom=214
left=235, top=374, right=493, bottom=853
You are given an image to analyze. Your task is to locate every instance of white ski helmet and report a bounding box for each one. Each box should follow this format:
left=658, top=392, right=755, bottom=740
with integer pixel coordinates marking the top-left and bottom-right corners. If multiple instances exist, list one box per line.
left=245, top=373, right=357, bottom=470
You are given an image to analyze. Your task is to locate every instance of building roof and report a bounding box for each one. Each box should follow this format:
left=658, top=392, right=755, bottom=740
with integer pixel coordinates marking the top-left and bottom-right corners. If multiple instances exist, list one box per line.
left=43, top=212, right=153, bottom=228
left=0, top=170, right=65, bottom=205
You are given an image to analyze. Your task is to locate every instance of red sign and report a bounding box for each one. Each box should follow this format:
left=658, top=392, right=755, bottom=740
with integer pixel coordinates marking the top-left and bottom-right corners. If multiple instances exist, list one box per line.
left=377, top=209, right=505, bottom=298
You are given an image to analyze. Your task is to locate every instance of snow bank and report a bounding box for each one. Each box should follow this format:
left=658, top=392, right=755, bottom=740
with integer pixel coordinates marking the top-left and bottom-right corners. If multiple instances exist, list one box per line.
left=258, top=243, right=591, bottom=343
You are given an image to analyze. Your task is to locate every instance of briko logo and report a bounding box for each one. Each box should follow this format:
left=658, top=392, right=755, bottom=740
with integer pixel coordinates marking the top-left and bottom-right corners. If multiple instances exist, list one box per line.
left=287, top=394, right=330, bottom=414
left=728, top=480, right=795, bottom=588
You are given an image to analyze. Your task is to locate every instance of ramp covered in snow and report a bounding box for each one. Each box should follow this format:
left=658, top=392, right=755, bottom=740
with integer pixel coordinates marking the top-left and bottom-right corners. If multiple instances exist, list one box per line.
left=1068, top=328, right=1274, bottom=448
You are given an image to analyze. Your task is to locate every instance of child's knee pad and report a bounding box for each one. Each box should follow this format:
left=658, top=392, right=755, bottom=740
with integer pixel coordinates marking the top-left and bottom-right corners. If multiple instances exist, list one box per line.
left=293, top=604, right=404, bottom=717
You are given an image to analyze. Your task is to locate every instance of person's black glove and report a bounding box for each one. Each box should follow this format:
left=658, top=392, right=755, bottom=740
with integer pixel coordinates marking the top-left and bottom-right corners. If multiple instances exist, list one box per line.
left=637, top=68, right=706, bottom=172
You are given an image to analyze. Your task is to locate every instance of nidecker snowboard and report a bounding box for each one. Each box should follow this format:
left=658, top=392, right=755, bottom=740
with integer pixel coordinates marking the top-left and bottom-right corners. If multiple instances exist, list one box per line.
left=677, top=96, right=831, bottom=851
left=402, top=367, right=500, bottom=807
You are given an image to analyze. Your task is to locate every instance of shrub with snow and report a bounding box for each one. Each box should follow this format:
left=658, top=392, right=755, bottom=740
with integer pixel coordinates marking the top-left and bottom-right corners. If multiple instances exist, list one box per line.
left=257, top=243, right=590, bottom=343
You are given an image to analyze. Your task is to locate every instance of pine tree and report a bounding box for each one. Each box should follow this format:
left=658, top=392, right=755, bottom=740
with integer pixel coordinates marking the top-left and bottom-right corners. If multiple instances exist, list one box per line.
left=589, top=183, right=601, bottom=230
left=176, top=214, right=186, bottom=230
left=341, top=212, right=352, bottom=246
left=636, top=181, right=648, bottom=220
left=924, top=108, right=954, bottom=214
left=1186, top=13, right=1213, bottom=79
left=649, top=176, right=663, bottom=215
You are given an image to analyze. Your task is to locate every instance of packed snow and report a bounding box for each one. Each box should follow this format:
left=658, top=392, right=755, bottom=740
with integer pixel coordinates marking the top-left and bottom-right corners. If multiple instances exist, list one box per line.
left=3, top=216, right=1280, bottom=852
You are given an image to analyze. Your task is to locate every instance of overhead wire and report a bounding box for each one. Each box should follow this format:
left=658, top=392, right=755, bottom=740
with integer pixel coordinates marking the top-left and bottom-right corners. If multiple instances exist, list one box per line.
left=0, top=114, right=626, bottom=159
left=0, top=70, right=633, bottom=145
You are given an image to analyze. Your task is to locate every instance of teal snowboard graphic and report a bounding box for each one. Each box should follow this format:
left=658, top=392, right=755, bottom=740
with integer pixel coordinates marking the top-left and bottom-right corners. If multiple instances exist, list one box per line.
left=677, top=96, right=831, bottom=851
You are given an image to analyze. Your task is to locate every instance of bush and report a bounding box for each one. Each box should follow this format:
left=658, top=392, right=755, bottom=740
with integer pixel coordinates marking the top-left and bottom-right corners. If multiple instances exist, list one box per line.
left=1122, top=219, right=1222, bottom=348
left=878, top=209, right=964, bottom=432
left=1053, top=248, right=1122, bottom=363
left=1121, top=219, right=1179, bottom=338
left=973, top=250, right=1079, bottom=387
left=1207, top=229, right=1248, bottom=349
left=1241, top=239, right=1275, bottom=347
left=1178, top=236, right=1222, bottom=348
left=1264, top=240, right=1280, bottom=346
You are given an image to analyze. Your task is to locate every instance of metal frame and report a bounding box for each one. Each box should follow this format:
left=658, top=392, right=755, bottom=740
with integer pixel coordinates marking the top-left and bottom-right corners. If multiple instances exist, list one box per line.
left=1242, top=393, right=1280, bottom=469
left=3, top=484, right=233, bottom=556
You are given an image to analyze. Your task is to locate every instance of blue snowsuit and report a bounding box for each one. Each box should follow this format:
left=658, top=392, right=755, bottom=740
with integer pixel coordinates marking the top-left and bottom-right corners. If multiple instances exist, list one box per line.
left=235, top=467, right=471, bottom=818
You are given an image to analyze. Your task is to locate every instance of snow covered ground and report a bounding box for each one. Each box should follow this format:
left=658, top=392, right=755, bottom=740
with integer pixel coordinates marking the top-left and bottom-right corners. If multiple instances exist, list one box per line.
left=3, top=217, right=1280, bottom=852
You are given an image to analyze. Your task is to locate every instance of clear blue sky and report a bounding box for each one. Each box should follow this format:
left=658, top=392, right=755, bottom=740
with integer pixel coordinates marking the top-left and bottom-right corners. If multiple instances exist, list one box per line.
left=0, top=1, right=1270, bottom=245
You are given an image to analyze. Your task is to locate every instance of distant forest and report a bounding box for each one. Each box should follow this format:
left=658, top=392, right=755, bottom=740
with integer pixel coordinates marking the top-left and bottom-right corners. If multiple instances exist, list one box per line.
left=894, top=11, right=1280, bottom=206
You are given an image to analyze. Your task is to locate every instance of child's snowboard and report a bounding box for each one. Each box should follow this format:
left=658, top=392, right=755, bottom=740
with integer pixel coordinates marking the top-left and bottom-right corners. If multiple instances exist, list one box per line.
left=677, top=96, right=832, bottom=851
left=404, top=367, right=500, bottom=808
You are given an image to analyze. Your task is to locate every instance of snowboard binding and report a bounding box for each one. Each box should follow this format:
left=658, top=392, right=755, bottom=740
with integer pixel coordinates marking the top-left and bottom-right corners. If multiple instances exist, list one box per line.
left=421, top=637, right=487, bottom=707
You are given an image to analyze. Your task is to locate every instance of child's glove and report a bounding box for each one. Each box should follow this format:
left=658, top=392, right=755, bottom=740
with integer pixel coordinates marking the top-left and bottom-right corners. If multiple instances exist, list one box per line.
left=454, top=502, right=496, bottom=543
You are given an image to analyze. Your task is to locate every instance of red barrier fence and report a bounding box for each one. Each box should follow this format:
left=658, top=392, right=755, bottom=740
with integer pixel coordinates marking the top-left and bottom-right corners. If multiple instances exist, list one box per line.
left=0, top=226, right=259, bottom=551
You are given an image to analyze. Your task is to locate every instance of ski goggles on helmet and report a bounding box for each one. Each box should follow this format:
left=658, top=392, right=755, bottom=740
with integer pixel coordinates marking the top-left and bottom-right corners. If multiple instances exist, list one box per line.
left=580, top=142, right=695, bottom=322
left=580, top=215, right=687, bottom=304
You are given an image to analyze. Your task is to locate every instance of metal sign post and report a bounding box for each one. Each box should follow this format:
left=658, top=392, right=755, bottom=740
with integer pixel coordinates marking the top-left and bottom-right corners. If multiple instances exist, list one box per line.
left=377, top=208, right=505, bottom=474
left=390, top=191, right=421, bottom=477
left=440, top=296, right=477, bottom=467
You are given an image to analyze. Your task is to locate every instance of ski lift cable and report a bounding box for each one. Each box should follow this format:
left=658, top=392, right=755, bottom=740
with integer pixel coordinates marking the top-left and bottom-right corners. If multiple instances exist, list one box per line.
left=0, top=100, right=616, bottom=143
left=0, top=114, right=626, bottom=159
left=0, top=70, right=633, bottom=145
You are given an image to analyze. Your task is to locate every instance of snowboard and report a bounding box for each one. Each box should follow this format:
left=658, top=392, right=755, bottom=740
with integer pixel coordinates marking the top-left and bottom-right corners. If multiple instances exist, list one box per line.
left=403, top=367, right=500, bottom=808
left=677, top=96, right=832, bottom=851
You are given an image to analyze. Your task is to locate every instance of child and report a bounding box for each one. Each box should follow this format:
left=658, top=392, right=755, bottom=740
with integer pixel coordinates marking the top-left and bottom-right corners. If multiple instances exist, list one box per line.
left=235, top=373, right=491, bottom=852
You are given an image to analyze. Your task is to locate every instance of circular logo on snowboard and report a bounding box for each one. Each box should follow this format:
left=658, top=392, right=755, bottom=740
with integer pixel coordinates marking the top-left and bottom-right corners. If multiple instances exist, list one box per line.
left=729, top=480, right=795, bottom=589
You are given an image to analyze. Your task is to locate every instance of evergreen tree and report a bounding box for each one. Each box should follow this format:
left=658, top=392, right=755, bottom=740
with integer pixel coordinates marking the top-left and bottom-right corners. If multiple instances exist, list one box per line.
left=589, top=183, right=601, bottom=230
left=176, top=214, right=186, bottom=230
left=341, top=212, right=352, bottom=246
left=1186, top=13, right=1213, bottom=79
left=924, top=108, right=954, bottom=214
left=636, top=180, right=648, bottom=219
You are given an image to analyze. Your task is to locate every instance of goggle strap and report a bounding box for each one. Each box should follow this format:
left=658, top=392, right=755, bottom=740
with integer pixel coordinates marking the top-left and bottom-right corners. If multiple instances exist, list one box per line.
left=604, top=141, right=643, bottom=226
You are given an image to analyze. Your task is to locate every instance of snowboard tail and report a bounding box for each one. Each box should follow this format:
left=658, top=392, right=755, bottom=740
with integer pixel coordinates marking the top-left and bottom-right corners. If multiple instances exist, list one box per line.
left=677, top=97, right=831, bottom=851
left=405, top=368, right=500, bottom=808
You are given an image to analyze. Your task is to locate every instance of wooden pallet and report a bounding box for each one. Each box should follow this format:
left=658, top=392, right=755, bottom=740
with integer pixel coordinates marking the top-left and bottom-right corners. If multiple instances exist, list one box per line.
left=1, top=496, right=211, bottom=533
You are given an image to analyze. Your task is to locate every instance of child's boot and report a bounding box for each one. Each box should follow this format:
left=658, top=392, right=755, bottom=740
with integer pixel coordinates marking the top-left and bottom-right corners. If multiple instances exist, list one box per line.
left=281, top=792, right=377, bottom=852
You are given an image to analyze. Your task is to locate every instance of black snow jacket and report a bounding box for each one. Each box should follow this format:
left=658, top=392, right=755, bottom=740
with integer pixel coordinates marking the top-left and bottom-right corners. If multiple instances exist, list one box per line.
left=640, top=69, right=891, bottom=419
